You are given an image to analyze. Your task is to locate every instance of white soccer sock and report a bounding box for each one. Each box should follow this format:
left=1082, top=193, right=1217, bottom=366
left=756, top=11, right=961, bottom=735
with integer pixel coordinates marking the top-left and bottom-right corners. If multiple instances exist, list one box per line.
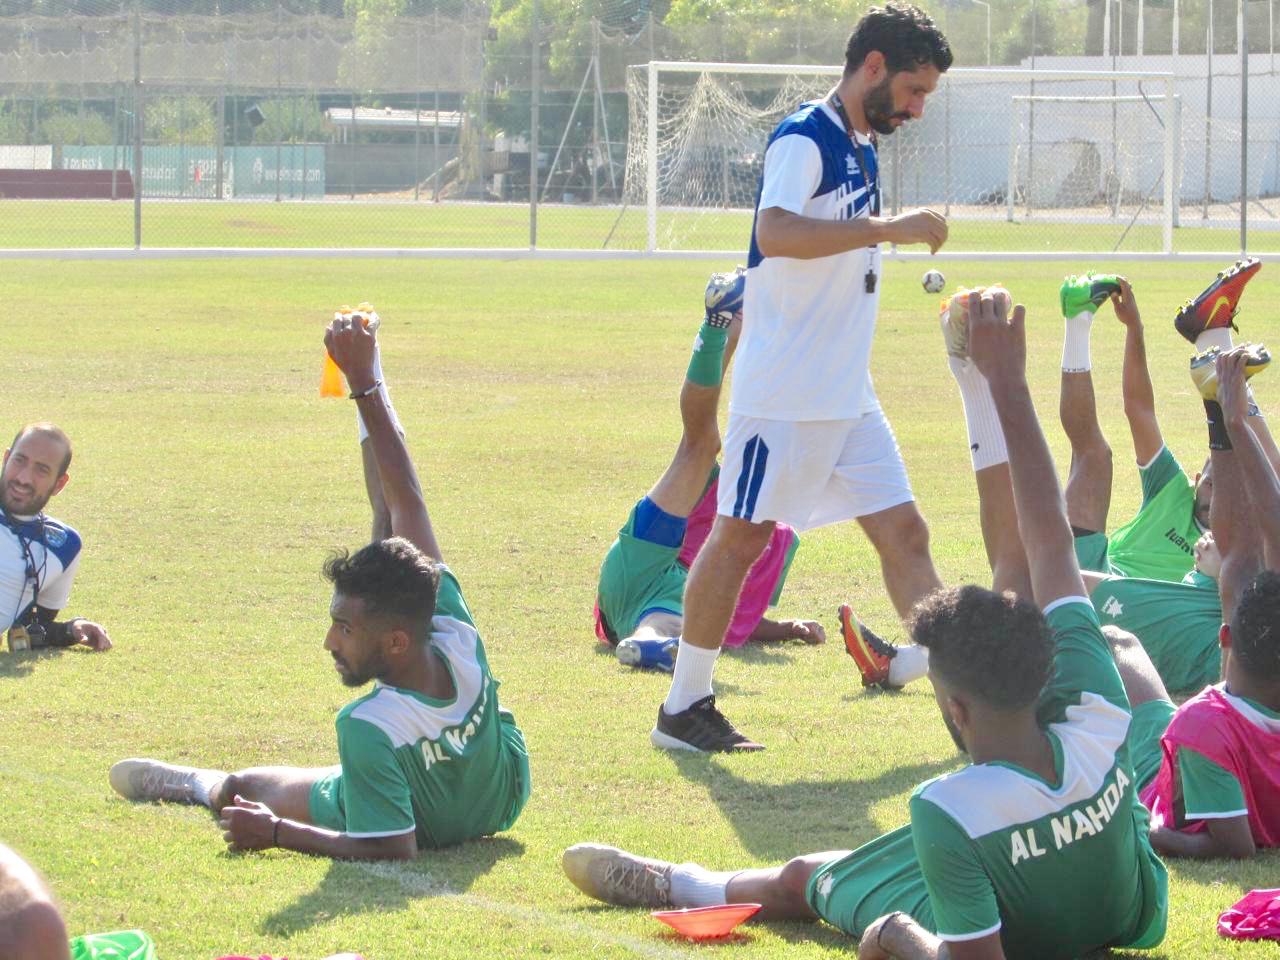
left=193, top=769, right=228, bottom=808
left=664, top=641, right=719, bottom=715
left=1195, top=328, right=1234, bottom=354
left=355, top=345, right=404, bottom=441
left=1062, top=311, right=1094, bottom=373
left=670, top=864, right=735, bottom=908
left=888, top=644, right=930, bottom=687
left=948, top=356, right=1008, bottom=471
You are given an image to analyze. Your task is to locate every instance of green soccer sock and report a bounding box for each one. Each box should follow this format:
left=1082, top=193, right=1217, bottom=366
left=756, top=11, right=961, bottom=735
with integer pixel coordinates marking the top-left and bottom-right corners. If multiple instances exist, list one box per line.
left=685, top=323, right=729, bottom=388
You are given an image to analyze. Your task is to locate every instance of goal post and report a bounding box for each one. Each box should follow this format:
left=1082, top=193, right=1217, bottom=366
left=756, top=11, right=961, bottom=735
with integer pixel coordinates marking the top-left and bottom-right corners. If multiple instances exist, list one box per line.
left=629, top=62, right=1178, bottom=258
left=1006, top=92, right=1180, bottom=250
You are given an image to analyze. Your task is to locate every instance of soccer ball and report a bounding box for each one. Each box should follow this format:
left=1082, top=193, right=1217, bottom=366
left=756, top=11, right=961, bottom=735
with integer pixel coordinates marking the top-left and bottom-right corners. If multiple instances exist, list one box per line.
left=922, top=269, right=946, bottom=294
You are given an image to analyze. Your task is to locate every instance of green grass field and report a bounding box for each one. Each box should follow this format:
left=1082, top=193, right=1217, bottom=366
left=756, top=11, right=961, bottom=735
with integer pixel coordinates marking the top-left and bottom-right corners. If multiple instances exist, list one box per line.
left=4, top=198, right=1277, bottom=254
left=2, top=257, right=1278, bottom=959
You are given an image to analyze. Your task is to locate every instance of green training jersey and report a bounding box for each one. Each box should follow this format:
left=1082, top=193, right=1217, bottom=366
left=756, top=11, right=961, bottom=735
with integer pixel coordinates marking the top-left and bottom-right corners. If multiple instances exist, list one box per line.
left=1106, top=447, right=1201, bottom=582
left=333, top=567, right=530, bottom=848
left=909, top=600, right=1167, bottom=959
left=1092, top=570, right=1221, bottom=693
left=1177, top=687, right=1280, bottom=819
left=1178, top=748, right=1247, bottom=820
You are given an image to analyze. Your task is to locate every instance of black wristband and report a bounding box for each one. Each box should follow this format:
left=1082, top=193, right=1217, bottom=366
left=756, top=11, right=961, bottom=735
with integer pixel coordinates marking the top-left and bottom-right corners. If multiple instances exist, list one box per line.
left=1204, top=399, right=1233, bottom=451
left=41, top=619, right=81, bottom=648
left=349, top=379, right=382, bottom=400
left=272, top=816, right=282, bottom=847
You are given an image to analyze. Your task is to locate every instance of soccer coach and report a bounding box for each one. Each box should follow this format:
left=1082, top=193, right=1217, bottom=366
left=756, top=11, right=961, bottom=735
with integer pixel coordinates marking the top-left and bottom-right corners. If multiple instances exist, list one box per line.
left=653, top=3, right=952, bottom=751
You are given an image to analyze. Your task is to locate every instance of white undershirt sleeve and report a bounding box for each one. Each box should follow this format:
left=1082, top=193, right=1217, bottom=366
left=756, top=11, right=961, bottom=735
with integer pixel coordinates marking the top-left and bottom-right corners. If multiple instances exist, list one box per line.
left=756, top=134, right=822, bottom=216
left=37, top=551, right=79, bottom=612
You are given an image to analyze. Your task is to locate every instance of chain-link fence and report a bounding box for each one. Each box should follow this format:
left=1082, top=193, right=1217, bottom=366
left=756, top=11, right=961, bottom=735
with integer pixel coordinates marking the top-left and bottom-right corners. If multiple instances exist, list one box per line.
left=1, top=0, right=1277, bottom=256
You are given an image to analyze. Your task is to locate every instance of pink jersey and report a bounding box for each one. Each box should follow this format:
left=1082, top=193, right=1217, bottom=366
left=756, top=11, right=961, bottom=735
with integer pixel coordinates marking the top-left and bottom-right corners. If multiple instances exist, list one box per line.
left=679, top=478, right=798, bottom=648
left=1140, top=684, right=1280, bottom=847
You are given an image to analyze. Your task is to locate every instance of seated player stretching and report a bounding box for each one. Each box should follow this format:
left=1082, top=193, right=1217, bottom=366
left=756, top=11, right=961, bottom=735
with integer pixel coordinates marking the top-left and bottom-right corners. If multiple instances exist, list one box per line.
left=564, top=290, right=1167, bottom=960
left=851, top=265, right=1273, bottom=695
left=595, top=269, right=823, bottom=674
left=1121, top=347, right=1280, bottom=860
left=1056, top=264, right=1280, bottom=694
left=108, top=312, right=530, bottom=860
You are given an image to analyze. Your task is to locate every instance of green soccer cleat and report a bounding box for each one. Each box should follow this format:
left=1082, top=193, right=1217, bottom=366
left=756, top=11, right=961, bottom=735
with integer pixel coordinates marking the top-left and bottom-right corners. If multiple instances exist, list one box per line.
left=1189, top=343, right=1271, bottom=400
left=1059, top=272, right=1123, bottom=320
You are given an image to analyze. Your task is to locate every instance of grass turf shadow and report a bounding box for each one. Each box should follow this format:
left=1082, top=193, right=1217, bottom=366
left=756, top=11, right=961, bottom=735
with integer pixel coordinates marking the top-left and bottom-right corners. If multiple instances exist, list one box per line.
left=260, top=835, right=525, bottom=936
left=0, top=646, right=82, bottom=679
left=669, top=754, right=961, bottom=861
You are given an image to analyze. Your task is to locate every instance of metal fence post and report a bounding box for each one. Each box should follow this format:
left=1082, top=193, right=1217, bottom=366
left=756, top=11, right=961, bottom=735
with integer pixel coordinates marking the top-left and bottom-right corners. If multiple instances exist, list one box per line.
left=216, top=90, right=225, bottom=200
left=133, top=1, right=143, bottom=249
left=530, top=0, right=540, bottom=249
left=414, top=20, right=421, bottom=202
left=1241, top=0, right=1248, bottom=253
left=275, top=2, right=283, bottom=202
left=433, top=6, right=441, bottom=202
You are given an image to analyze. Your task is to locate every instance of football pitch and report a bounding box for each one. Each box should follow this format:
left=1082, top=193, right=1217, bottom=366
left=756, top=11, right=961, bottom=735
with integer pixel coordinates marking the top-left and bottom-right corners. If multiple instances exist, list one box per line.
left=4, top=198, right=1279, bottom=254
left=3, top=257, right=1278, bottom=959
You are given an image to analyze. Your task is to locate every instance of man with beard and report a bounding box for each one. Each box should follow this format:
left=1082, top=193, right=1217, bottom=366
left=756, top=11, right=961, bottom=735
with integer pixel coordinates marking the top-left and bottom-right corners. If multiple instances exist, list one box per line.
left=564, top=291, right=1168, bottom=960
left=653, top=3, right=954, bottom=750
left=595, top=268, right=823, bottom=670
left=108, top=313, right=529, bottom=860
left=1, top=423, right=110, bottom=653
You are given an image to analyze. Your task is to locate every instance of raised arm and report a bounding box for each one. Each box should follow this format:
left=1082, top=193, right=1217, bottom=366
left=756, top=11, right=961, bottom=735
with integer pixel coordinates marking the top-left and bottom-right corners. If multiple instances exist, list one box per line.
left=967, top=291, right=1085, bottom=609
left=325, top=315, right=443, bottom=563
left=1112, top=278, right=1164, bottom=465
left=1217, top=349, right=1280, bottom=569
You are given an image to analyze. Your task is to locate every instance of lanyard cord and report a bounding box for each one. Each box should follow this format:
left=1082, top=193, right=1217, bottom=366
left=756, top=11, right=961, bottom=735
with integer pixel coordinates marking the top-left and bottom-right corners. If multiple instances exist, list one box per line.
left=2, top=510, right=44, bottom=626
left=828, top=92, right=880, bottom=217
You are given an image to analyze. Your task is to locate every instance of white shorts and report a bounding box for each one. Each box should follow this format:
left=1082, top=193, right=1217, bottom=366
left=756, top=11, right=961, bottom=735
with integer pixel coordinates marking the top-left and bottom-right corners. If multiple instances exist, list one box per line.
left=717, top=410, right=914, bottom=531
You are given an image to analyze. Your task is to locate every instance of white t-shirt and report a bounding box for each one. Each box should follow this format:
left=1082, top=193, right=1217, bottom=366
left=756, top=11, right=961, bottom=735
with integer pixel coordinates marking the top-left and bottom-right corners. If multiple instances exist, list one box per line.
left=732, top=100, right=882, bottom=422
left=0, top=513, right=82, bottom=632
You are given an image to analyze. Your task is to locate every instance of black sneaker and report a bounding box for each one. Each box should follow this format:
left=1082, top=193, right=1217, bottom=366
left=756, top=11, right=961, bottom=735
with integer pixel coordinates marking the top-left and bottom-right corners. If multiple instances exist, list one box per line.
left=650, top=695, right=764, bottom=752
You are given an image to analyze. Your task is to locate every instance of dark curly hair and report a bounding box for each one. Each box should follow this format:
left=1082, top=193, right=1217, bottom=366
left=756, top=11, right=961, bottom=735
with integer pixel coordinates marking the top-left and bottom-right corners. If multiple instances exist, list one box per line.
left=910, top=585, right=1053, bottom=711
left=323, top=536, right=441, bottom=641
left=845, top=3, right=953, bottom=77
left=1231, top=570, right=1280, bottom=681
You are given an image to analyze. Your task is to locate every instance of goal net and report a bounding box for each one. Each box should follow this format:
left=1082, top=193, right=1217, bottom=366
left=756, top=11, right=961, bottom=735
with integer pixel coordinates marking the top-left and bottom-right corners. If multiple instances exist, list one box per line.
left=624, top=63, right=1178, bottom=257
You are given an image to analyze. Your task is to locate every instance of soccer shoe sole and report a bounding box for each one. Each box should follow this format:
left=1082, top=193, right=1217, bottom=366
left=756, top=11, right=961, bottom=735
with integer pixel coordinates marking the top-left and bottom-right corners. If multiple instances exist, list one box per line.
left=1174, top=258, right=1262, bottom=344
left=1190, top=344, right=1271, bottom=400
left=649, top=724, right=764, bottom=752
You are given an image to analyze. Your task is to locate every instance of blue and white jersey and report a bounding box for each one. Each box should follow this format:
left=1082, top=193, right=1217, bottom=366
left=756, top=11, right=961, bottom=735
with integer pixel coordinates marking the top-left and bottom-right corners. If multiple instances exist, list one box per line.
left=0, top=513, right=82, bottom=631
left=732, top=100, right=883, bottom=422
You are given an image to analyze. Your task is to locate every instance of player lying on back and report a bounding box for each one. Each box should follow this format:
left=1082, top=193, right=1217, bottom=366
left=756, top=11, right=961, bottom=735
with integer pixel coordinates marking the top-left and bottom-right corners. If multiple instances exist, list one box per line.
left=847, top=264, right=1273, bottom=696
left=594, top=268, right=823, bottom=672
left=1121, top=347, right=1280, bottom=860
left=108, top=311, right=529, bottom=860
left=562, top=290, right=1167, bottom=960
left=1056, top=265, right=1280, bottom=696
left=2, top=423, right=111, bottom=654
